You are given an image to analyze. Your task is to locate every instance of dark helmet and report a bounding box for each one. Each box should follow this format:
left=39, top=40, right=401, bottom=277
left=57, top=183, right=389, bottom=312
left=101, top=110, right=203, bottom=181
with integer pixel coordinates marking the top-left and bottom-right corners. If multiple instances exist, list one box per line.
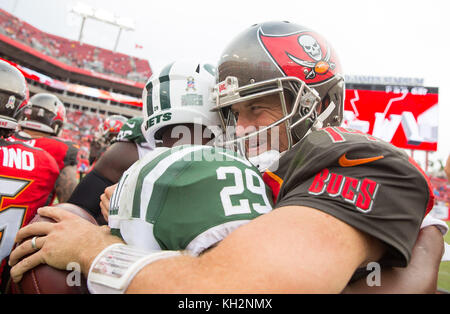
left=19, top=93, right=66, bottom=136
left=0, top=59, right=29, bottom=133
left=213, top=21, right=345, bottom=150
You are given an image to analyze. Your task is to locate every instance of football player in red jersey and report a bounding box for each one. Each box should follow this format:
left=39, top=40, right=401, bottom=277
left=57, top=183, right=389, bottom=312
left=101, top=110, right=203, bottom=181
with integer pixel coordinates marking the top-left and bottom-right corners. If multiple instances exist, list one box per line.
left=8, top=22, right=445, bottom=293
left=11, top=93, right=79, bottom=203
left=0, top=60, right=59, bottom=291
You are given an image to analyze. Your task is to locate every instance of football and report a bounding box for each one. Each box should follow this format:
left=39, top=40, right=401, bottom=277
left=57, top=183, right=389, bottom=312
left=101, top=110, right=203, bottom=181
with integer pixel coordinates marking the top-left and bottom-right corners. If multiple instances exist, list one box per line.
left=10, top=203, right=98, bottom=294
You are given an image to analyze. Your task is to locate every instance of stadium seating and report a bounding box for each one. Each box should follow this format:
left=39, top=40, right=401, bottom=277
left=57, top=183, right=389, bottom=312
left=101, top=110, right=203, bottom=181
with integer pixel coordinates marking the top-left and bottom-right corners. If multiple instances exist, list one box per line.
left=0, top=8, right=151, bottom=83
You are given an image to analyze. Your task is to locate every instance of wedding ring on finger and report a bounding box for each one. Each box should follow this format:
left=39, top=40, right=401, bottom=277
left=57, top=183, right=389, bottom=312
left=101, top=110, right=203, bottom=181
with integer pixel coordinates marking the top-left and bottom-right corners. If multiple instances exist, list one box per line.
left=31, top=236, right=38, bottom=250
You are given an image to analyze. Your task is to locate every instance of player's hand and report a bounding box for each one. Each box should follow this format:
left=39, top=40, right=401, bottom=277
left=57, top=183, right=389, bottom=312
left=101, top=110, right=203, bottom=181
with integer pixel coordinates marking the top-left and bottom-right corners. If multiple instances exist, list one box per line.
left=9, top=206, right=123, bottom=283
left=100, top=184, right=118, bottom=222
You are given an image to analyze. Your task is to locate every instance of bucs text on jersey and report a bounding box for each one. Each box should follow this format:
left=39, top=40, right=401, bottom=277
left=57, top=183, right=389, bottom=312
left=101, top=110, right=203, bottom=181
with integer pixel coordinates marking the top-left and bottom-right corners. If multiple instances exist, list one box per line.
left=263, top=126, right=434, bottom=268
left=0, top=139, right=60, bottom=288
left=109, top=145, right=273, bottom=255
left=9, top=131, right=78, bottom=171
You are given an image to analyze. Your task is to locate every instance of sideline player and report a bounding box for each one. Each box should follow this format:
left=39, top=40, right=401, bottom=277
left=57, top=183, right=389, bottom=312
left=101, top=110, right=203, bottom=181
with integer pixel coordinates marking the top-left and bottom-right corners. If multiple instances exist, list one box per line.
left=12, top=93, right=78, bottom=203
left=0, top=60, right=59, bottom=291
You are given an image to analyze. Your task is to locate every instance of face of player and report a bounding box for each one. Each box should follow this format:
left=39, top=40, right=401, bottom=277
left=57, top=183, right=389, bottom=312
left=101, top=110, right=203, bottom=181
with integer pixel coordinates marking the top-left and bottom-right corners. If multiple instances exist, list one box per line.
left=230, top=94, right=290, bottom=156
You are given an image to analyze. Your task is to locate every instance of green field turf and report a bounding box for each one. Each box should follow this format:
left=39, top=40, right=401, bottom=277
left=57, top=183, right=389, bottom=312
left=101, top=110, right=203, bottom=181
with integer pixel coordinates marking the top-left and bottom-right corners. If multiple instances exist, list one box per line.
left=438, top=221, right=450, bottom=292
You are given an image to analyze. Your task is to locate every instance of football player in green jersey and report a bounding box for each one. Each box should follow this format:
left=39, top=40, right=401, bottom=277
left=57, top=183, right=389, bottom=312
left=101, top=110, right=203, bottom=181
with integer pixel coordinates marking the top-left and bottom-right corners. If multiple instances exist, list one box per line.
left=108, top=144, right=273, bottom=256
left=67, top=61, right=221, bottom=223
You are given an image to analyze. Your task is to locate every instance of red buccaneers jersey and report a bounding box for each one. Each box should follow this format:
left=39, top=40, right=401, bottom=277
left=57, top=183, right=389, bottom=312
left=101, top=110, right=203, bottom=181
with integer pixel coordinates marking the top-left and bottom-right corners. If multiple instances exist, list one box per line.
left=0, top=139, right=60, bottom=285
left=10, top=132, right=78, bottom=171
left=263, top=127, right=434, bottom=268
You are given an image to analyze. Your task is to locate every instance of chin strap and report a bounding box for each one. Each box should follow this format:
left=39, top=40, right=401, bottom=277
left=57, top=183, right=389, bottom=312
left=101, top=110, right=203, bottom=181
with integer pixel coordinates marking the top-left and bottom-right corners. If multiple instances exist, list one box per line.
left=248, top=150, right=281, bottom=173
left=311, top=101, right=336, bottom=131
left=293, top=101, right=337, bottom=145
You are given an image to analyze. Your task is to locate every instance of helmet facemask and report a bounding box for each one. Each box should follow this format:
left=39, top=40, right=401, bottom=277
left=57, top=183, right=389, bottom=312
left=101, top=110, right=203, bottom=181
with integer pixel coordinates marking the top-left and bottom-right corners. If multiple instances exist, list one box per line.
left=19, top=93, right=66, bottom=136
left=212, top=75, right=323, bottom=158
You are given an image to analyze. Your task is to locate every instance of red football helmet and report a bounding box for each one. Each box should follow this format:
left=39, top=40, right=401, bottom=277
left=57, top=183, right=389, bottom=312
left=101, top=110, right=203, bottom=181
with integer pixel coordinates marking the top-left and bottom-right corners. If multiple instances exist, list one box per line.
left=96, top=115, right=127, bottom=144
left=213, top=21, right=345, bottom=152
left=0, top=59, right=29, bottom=136
left=19, top=93, right=66, bottom=136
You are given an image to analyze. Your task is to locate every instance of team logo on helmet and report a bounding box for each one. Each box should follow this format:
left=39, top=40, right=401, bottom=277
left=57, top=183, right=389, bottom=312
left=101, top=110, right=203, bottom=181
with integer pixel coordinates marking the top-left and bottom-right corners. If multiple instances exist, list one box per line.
left=258, top=28, right=340, bottom=84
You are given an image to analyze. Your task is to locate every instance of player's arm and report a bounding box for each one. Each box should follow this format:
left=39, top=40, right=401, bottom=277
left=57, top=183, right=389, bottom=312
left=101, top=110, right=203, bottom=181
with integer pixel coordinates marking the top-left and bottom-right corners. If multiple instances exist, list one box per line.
left=94, top=141, right=139, bottom=183
left=342, top=226, right=444, bottom=294
left=9, top=204, right=384, bottom=292
left=124, top=205, right=384, bottom=293
left=52, top=141, right=80, bottom=203
left=54, top=165, right=78, bottom=203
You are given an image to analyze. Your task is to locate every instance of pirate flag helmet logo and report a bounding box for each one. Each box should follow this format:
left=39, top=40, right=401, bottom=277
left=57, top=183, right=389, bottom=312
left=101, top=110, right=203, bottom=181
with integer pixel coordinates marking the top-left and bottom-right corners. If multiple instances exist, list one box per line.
left=258, top=28, right=341, bottom=85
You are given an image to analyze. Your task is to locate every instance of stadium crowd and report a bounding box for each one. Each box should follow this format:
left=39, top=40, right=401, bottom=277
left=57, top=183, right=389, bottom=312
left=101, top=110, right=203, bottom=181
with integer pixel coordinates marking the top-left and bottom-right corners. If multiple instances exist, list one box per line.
left=0, top=8, right=151, bottom=83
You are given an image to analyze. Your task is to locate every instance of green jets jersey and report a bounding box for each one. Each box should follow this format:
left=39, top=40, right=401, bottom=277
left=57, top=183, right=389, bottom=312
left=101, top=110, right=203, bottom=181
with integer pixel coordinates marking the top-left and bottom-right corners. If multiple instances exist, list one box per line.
left=115, top=117, right=147, bottom=145
left=109, top=145, right=273, bottom=255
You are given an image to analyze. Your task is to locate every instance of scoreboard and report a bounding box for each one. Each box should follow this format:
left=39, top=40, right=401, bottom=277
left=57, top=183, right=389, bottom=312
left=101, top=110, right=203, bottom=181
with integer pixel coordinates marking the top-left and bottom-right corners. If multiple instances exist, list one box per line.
left=343, top=82, right=439, bottom=151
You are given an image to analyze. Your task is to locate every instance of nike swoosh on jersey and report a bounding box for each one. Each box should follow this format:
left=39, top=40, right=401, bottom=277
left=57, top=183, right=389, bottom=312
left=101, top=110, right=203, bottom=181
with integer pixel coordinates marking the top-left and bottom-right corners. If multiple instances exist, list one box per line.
left=338, top=154, right=384, bottom=167
left=126, top=122, right=136, bottom=128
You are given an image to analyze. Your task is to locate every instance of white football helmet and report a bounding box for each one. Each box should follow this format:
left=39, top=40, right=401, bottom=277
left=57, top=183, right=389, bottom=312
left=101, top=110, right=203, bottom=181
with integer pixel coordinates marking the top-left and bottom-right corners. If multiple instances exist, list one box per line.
left=141, top=61, right=222, bottom=144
